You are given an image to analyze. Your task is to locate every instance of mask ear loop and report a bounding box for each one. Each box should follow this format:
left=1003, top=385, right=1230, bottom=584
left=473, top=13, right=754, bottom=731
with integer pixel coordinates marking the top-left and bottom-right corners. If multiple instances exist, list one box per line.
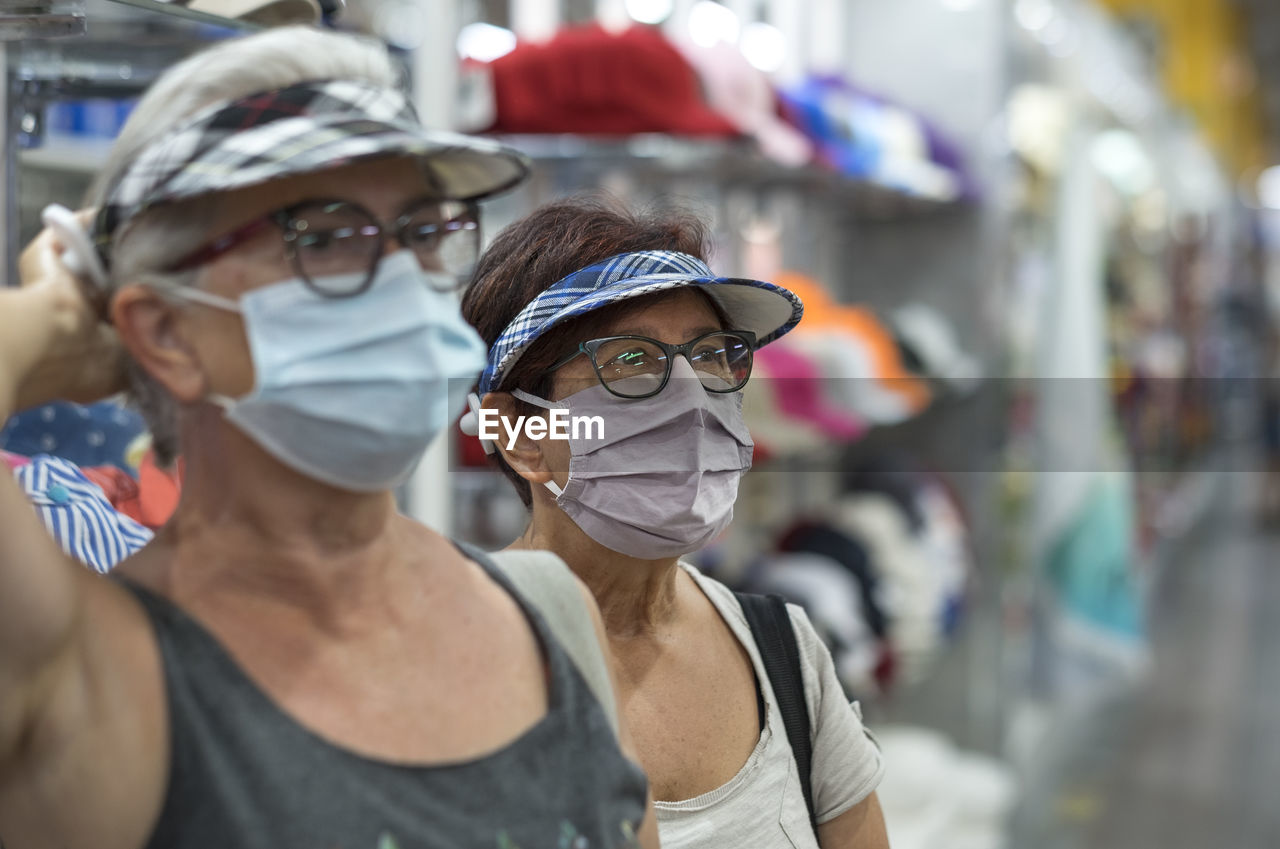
left=506, top=390, right=566, bottom=497
left=458, top=392, right=496, bottom=455
left=166, top=286, right=242, bottom=312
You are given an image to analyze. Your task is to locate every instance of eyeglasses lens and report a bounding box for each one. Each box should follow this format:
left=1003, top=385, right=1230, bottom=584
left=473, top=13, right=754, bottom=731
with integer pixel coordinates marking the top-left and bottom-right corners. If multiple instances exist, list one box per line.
left=287, top=200, right=481, bottom=295
left=591, top=333, right=753, bottom=398
left=689, top=333, right=753, bottom=391
left=402, top=203, right=480, bottom=286
left=289, top=202, right=382, bottom=295
left=593, top=338, right=669, bottom=397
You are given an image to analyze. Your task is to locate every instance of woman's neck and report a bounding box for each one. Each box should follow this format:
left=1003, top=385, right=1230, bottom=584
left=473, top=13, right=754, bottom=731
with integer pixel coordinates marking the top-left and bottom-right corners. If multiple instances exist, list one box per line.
left=134, top=413, right=426, bottom=634
left=513, top=505, right=684, bottom=638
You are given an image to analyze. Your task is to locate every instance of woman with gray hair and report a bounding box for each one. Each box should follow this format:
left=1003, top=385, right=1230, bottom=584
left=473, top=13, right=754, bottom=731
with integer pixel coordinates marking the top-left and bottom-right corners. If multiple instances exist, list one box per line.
left=0, top=26, right=657, bottom=849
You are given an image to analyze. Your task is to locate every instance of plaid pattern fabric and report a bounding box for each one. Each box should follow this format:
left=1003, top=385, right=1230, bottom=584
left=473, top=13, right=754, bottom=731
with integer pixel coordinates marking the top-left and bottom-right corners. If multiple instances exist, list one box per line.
left=93, top=79, right=529, bottom=265
left=478, top=250, right=804, bottom=394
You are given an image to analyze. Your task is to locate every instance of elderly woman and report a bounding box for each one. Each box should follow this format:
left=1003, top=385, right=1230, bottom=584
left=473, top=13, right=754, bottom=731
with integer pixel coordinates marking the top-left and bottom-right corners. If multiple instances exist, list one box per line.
left=0, top=29, right=657, bottom=849
left=460, top=196, right=889, bottom=849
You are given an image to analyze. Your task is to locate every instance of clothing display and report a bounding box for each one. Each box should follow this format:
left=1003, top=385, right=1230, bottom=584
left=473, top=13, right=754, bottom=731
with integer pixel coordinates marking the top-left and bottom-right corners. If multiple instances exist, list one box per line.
left=655, top=563, right=885, bottom=849
left=753, top=344, right=867, bottom=442
left=778, top=76, right=968, bottom=201
left=768, top=272, right=932, bottom=425
left=483, top=24, right=740, bottom=138
left=889, top=303, right=984, bottom=393
left=672, top=40, right=814, bottom=167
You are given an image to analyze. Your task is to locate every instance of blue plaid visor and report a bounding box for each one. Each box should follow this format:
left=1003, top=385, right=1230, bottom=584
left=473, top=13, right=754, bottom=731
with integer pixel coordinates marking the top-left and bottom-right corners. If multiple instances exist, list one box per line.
left=479, top=250, right=804, bottom=395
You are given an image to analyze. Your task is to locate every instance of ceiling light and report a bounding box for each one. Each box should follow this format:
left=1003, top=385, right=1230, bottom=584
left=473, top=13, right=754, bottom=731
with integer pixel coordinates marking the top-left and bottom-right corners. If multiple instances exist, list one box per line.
left=625, top=0, right=673, bottom=25
left=740, top=21, right=786, bottom=73
left=688, top=0, right=739, bottom=47
left=456, top=22, right=517, bottom=62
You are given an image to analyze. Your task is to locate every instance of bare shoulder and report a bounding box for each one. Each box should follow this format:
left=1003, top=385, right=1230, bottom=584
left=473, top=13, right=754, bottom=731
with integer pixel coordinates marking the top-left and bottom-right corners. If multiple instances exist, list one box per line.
left=1, top=569, right=168, bottom=849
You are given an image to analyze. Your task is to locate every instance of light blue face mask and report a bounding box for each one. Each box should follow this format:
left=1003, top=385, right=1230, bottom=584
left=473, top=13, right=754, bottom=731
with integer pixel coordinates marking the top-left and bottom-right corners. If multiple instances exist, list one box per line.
left=172, top=250, right=487, bottom=492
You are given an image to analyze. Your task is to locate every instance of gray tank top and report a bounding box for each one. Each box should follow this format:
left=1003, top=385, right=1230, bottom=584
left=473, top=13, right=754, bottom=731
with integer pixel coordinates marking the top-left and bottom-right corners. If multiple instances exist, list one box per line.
left=121, top=544, right=648, bottom=849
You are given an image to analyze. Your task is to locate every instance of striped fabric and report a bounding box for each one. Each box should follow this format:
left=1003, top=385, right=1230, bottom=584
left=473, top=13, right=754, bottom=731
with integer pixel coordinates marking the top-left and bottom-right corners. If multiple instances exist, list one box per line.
left=14, top=455, right=153, bottom=574
left=478, top=250, right=804, bottom=394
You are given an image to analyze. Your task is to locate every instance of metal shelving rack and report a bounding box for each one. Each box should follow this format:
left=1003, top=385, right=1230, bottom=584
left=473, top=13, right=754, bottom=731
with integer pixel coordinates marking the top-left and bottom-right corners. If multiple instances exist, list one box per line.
left=2, top=0, right=251, bottom=282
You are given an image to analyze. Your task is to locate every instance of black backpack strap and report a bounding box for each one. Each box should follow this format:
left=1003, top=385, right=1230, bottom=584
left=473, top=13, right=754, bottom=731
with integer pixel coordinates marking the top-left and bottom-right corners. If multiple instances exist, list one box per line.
left=736, top=591, right=818, bottom=836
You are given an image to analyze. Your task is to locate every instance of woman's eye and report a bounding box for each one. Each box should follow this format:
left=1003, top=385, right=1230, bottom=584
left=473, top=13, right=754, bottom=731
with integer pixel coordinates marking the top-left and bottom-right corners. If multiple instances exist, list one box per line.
left=691, top=346, right=729, bottom=364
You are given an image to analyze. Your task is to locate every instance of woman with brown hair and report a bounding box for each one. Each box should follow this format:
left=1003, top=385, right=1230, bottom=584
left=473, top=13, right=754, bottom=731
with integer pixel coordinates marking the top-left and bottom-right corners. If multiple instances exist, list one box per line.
left=461, top=195, right=889, bottom=849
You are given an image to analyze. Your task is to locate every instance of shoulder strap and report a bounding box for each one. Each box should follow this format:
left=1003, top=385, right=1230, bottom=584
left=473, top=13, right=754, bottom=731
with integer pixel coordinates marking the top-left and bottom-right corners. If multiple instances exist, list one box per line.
left=483, top=547, right=620, bottom=737
left=736, top=591, right=817, bottom=835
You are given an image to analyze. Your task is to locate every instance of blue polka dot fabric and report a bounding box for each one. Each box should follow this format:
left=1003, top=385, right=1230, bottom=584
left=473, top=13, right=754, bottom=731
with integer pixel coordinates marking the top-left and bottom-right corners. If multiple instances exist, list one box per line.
left=1, top=401, right=146, bottom=474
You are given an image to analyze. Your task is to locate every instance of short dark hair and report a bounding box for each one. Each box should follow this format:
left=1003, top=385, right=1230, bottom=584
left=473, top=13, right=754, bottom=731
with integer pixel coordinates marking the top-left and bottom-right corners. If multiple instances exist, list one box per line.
left=461, top=193, right=713, bottom=507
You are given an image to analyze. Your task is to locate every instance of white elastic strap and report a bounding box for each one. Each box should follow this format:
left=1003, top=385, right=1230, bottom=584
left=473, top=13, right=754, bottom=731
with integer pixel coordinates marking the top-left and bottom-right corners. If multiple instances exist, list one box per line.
left=459, top=392, right=497, bottom=455
left=170, top=286, right=242, bottom=313
left=511, top=390, right=566, bottom=496
left=510, top=388, right=557, bottom=410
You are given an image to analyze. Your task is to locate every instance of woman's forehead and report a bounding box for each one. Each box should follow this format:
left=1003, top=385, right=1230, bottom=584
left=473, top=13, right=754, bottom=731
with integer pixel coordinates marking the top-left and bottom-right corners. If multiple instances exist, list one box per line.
left=596, top=289, right=723, bottom=337
left=213, top=157, right=439, bottom=222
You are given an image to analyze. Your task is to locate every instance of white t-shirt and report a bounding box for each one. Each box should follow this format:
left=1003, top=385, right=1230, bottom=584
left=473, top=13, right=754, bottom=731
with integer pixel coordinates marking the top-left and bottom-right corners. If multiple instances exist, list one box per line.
left=655, top=563, right=886, bottom=849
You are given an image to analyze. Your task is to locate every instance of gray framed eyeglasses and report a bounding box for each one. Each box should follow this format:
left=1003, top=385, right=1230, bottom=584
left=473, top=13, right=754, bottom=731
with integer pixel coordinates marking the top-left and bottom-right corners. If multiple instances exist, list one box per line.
left=170, top=196, right=481, bottom=296
left=550, top=330, right=757, bottom=399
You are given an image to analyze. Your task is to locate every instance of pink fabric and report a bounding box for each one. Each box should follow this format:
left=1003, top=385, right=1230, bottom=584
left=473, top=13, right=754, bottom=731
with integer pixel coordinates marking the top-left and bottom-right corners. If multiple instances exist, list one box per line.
left=1, top=450, right=30, bottom=471
left=755, top=344, right=867, bottom=440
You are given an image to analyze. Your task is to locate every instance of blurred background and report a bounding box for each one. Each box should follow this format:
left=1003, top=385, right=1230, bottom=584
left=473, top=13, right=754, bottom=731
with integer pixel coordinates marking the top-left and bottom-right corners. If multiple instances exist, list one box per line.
left=4, top=0, right=1280, bottom=846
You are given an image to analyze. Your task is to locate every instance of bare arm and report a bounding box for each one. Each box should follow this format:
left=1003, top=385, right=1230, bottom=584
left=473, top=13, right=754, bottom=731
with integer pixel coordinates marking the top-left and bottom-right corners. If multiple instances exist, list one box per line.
left=0, top=226, right=161, bottom=849
left=818, top=792, right=890, bottom=849
left=575, top=580, right=663, bottom=849
left=0, top=272, right=102, bottom=769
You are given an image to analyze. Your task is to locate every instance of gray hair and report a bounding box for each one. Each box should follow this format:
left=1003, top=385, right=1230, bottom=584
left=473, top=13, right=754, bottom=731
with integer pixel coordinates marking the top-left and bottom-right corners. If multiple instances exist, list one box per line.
left=84, top=26, right=402, bottom=464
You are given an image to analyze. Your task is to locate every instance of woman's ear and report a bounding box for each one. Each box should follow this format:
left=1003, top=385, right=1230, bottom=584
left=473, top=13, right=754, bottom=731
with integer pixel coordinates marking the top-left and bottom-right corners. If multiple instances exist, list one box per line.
left=484, top=391, right=554, bottom=486
left=110, top=283, right=208, bottom=403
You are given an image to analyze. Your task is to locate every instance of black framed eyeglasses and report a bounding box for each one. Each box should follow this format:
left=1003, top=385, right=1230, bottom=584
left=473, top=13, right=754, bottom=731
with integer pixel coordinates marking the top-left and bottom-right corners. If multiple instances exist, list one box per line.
left=550, top=330, right=757, bottom=399
left=169, top=196, right=481, bottom=297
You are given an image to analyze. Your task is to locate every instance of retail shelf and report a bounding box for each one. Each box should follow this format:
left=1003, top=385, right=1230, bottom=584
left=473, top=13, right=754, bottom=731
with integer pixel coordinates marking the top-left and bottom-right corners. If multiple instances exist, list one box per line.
left=494, top=134, right=964, bottom=221
left=105, top=0, right=256, bottom=30
left=14, top=0, right=246, bottom=96
left=19, top=138, right=114, bottom=174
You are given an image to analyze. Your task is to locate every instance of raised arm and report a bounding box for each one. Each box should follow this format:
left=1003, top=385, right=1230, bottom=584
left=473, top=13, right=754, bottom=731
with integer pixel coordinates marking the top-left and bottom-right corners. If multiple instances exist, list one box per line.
left=0, top=229, right=111, bottom=766
left=0, top=226, right=162, bottom=849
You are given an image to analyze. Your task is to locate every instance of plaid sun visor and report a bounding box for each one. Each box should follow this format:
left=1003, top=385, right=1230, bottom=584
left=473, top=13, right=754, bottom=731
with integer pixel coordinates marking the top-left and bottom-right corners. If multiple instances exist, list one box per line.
left=478, top=250, right=804, bottom=395
left=93, top=79, right=530, bottom=266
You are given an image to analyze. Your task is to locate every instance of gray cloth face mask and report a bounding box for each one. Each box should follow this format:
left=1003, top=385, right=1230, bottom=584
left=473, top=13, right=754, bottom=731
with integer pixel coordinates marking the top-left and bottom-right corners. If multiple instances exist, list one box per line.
left=512, top=360, right=755, bottom=559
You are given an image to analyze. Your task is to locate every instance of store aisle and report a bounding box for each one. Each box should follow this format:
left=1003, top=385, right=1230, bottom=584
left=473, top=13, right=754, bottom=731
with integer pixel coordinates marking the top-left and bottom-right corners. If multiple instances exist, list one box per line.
left=1085, top=468, right=1280, bottom=849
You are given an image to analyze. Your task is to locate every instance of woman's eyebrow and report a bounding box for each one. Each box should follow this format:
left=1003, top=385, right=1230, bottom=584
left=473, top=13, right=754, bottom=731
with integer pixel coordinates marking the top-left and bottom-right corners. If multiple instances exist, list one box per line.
left=615, top=324, right=723, bottom=340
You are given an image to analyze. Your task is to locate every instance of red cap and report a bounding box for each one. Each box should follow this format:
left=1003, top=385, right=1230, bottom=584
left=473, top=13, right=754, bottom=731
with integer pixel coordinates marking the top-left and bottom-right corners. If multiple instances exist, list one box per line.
left=486, top=24, right=740, bottom=137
